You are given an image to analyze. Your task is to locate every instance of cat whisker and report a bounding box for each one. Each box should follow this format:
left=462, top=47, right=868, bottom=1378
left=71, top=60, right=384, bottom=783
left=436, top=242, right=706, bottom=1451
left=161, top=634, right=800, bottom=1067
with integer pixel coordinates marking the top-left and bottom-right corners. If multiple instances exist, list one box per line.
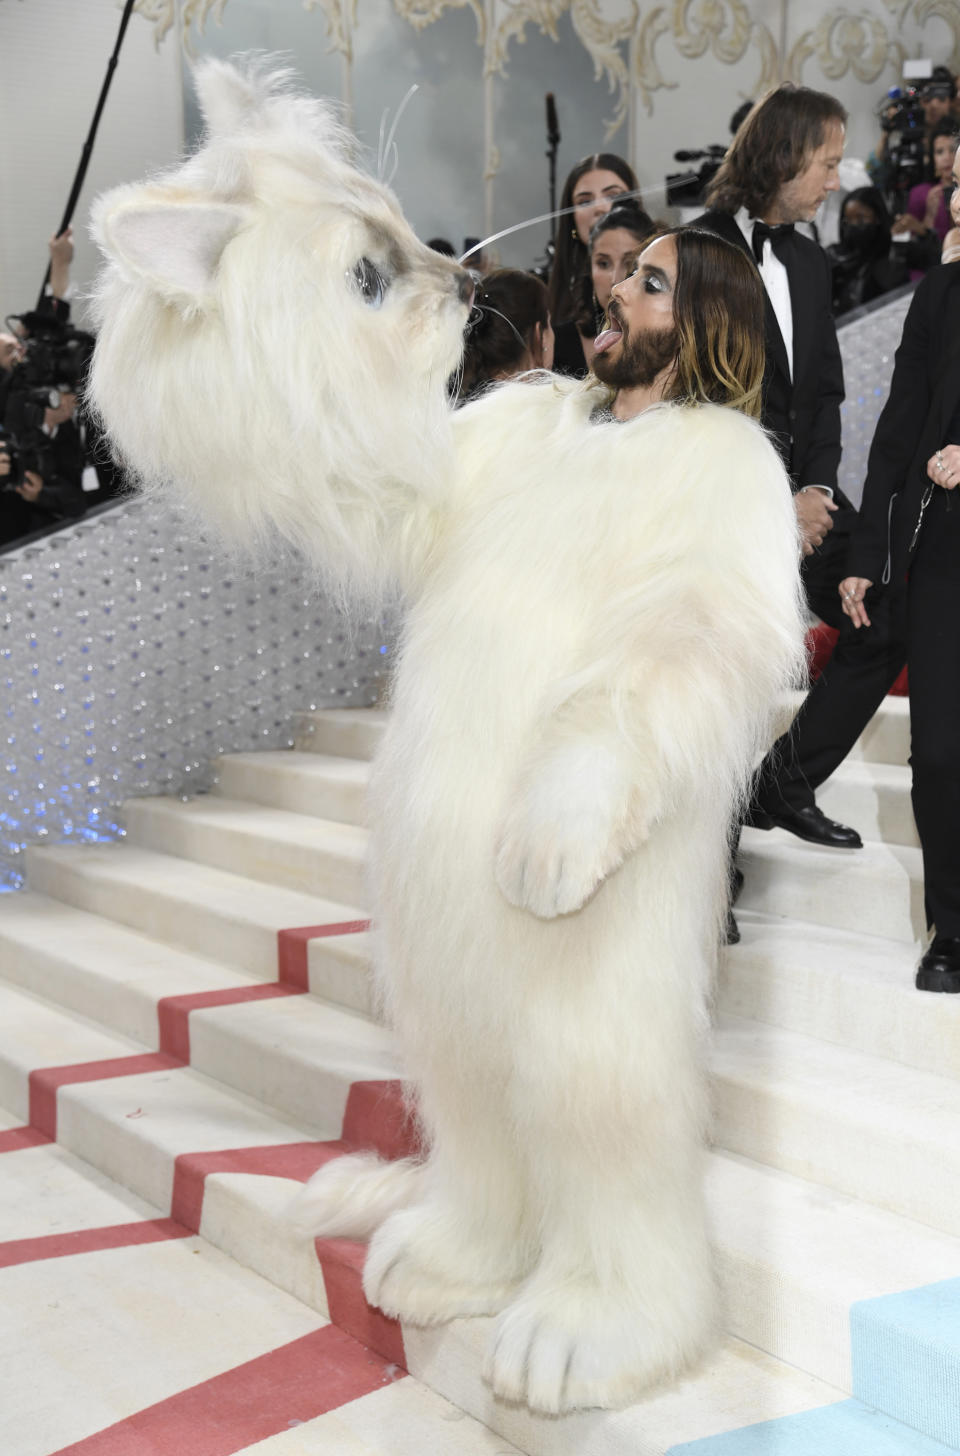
left=459, top=186, right=666, bottom=266
left=378, top=84, right=419, bottom=184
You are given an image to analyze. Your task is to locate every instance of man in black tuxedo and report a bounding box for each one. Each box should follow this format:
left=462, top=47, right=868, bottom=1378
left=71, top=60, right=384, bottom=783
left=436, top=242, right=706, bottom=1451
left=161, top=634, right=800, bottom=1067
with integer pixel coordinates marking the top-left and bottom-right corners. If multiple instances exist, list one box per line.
left=840, top=233, right=960, bottom=988
left=696, top=84, right=892, bottom=856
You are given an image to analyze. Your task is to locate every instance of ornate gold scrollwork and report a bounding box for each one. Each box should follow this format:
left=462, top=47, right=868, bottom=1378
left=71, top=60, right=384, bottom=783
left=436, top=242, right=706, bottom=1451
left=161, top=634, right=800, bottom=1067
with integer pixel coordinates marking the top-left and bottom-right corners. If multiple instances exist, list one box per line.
left=913, top=0, right=960, bottom=73
left=134, top=0, right=230, bottom=49
left=391, top=0, right=486, bottom=42
left=787, top=9, right=904, bottom=85
left=633, top=0, right=778, bottom=115
left=483, top=0, right=635, bottom=139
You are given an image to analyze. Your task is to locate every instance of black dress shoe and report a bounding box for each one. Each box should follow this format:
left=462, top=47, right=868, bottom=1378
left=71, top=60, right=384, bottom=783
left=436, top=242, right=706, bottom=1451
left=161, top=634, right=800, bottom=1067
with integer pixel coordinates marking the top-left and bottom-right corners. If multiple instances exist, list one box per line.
left=763, top=803, right=863, bottom=849
left=725, top=909, right=740, bottom=945
left=916, top=937, right=960, bottom=993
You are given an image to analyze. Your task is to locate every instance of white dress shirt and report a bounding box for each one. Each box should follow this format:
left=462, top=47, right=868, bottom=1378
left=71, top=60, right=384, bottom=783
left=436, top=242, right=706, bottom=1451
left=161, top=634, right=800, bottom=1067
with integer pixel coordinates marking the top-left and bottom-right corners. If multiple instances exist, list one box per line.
left=734, top=207, right=793, bottom=381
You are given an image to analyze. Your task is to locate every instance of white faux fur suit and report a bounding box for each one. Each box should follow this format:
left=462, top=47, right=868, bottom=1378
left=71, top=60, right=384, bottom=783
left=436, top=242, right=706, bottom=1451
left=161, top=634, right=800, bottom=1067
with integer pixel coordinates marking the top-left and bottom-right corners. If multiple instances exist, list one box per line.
left=87, top=60, right=806, bottom=1416
left=356, top=376, right=805, bottom=1410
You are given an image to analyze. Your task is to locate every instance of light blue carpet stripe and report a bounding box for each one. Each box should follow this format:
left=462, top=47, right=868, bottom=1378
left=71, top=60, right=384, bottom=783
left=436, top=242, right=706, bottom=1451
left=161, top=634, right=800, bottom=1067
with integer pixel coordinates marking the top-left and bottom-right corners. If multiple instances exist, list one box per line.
left=665, top=1398, right=959, bottom=1454
left=852, top=1276, right=960, bottom=1450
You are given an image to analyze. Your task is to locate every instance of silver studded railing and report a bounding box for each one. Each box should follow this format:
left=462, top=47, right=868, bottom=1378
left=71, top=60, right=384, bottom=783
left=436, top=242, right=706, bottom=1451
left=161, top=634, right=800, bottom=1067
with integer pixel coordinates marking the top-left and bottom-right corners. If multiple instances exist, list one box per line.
left=0, top=498, right=392, bottom=890
left=836, top=283, right=914, bottom=510
left=0, top=282, right=917, bottom=891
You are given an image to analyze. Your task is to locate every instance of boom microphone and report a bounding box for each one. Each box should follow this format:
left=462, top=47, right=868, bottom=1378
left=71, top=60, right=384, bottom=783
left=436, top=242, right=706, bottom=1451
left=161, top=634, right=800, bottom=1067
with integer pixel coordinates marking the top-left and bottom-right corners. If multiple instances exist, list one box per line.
left=546, top=92, right=560, bottom=148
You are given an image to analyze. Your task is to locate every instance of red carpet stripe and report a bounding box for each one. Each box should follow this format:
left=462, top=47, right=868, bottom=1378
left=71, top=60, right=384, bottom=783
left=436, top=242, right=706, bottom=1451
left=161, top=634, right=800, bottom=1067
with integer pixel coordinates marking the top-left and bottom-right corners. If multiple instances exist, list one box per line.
left=157, top=983, right=304, bottom=1062
left=0, top=1217, right=191, bottom=1269
left=342, top=1079, right=419, bottom=1162
left=0, top=1125, right=51, bottom=1153
left=171, top=1140, right=350, bottom=1232
left=316, top=1236, right=406, bottom=1368
left=278, top=919, right=371, bottom=990
left=48, top=1324, right=405, bottom=1456
left=29, top=1053, right=184, bottom=1139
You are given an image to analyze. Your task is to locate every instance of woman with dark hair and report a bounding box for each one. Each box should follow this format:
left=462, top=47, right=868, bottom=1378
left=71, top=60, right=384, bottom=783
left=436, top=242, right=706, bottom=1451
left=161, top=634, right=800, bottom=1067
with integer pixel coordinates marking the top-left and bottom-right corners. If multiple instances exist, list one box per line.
left=553, top=200, right=655, bottom=377
left=895, top=119, right=960, bottom=251
left=546, top=153, right=639, bottom=330
left=827, top=187, right=906, bottom=314
left=457, top=269, right=553, bottom=401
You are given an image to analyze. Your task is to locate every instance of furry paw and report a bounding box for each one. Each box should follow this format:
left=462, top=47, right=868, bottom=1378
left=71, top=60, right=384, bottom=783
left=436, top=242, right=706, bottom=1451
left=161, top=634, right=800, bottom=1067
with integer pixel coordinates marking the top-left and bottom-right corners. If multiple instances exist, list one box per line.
left=495, top=742, right=646, bottom=918
left=363, top=1204, right=525, bottom=1326
left=484, top=1277, right=711, bottom=1414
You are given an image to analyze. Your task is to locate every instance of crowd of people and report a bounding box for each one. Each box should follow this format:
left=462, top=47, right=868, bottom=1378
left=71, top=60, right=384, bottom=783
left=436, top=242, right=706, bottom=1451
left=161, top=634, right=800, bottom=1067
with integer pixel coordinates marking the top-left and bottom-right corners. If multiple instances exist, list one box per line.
left=449, top=68, right=960, bottom=994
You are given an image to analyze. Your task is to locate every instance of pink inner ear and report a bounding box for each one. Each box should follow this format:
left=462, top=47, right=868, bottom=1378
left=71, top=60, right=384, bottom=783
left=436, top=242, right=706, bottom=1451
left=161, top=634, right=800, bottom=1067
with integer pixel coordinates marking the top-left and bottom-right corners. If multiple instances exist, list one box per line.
left=108, top=203, right=245, bottom=297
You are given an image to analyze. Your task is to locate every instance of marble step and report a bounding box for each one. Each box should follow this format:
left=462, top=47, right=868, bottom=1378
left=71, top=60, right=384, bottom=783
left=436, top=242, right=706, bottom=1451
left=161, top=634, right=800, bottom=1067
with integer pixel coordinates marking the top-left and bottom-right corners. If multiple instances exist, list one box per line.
left=294, top=707, right=388, bottom=761
left=849, top=694, right=910, bottom=767
left=3, top=969, right=960, bottom=1416
left=6, top=895, right=957, bottom=1246
left=1, top=1103, right=865, bottom=1456
left=26, top=841, right=365, bottom=984
left=711, top=1011, right=960, bottom=1239
left=122, top=794, right=369, bottom=905
left=738, top=827, right=925, bottom=945
left=720, top=910, right=960, bottom=1082
left=818, top=759, right=918, bottom=848
left=0, top=1118, right=517, bottom=1456
left=295, top=699, right=909, bottom=773
left=0, top=897, right=393, bottom=1135
left=214, top=749, right=370, bottom=826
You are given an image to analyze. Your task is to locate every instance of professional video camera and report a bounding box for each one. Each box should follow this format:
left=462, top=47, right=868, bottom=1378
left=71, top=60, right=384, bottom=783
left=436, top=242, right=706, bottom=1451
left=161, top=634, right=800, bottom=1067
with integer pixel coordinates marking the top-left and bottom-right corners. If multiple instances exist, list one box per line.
left=878, top=85, right=927, bottom=206
left=0, top=314, right=93, bottom=492
left=666, top=145, right=726, bottom=209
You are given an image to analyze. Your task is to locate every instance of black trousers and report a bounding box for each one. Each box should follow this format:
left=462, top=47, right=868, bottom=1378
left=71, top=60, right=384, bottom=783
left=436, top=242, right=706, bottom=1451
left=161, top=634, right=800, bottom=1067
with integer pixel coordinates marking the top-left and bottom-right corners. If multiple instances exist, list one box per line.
left=908, top=490, right=960, bottom=937
left=753, top=489, right=960, bottom=937
left=754, top=507, right=905, bottom=812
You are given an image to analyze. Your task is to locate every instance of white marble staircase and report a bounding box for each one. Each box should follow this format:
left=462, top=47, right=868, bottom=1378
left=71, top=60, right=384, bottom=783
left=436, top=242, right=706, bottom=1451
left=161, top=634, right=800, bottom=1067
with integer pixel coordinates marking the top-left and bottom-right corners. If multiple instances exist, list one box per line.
left=3, top=698, right=960, bottom=1455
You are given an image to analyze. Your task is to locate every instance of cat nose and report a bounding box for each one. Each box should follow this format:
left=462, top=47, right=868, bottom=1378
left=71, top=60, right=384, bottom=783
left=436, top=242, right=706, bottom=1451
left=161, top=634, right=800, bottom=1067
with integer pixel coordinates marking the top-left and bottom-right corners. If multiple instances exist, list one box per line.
left=458, top=270, right=475, bottom=307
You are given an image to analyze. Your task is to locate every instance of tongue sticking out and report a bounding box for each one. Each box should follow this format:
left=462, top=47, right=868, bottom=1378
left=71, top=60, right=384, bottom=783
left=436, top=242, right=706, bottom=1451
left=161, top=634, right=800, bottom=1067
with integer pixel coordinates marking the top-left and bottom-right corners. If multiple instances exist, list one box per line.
left=593, top=327, right=622, bottom=355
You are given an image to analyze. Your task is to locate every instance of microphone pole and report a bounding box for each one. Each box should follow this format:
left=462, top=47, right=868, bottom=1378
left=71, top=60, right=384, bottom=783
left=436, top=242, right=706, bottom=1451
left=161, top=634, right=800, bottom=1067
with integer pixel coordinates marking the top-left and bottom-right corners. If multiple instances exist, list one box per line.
left=36, top=0, right=140, bottom=309
left=546, top=92, right=560, bottom=222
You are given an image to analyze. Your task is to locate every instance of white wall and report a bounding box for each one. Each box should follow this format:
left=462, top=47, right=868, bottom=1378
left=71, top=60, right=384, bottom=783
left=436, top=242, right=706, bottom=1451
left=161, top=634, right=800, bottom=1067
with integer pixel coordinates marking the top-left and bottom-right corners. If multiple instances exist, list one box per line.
left=0, top=0, right=184, bottom=327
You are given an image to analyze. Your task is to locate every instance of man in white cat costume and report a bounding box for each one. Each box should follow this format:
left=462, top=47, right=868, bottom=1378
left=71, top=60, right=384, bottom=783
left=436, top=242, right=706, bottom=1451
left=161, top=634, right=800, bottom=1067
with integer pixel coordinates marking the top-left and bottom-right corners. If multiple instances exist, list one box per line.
left=89, top=62, right=805, bottom=1415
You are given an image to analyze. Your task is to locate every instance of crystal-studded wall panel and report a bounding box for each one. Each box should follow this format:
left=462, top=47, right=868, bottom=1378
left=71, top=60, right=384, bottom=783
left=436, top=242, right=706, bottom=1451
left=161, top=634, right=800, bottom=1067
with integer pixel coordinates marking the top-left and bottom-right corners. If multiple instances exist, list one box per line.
left=836, top=286, right=915, bottom=510
left=0, top=500, right=392, bottom=891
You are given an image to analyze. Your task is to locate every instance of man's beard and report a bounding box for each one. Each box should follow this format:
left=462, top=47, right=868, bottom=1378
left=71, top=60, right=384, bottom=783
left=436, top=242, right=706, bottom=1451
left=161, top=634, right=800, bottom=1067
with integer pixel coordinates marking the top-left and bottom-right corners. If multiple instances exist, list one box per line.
left=592, top=315, right=679, bottom=391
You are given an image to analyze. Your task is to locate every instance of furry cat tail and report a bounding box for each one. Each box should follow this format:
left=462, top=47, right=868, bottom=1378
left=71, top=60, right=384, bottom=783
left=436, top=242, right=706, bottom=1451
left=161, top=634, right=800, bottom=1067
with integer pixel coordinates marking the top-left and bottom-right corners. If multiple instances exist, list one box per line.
left=285, top=1152, right=425, bottom=1239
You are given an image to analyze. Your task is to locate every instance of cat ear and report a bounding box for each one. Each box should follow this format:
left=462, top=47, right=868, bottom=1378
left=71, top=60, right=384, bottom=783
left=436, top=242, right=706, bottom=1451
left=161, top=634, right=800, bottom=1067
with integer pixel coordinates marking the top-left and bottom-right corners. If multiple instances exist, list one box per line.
left=94, top=192, right=246, bottom=306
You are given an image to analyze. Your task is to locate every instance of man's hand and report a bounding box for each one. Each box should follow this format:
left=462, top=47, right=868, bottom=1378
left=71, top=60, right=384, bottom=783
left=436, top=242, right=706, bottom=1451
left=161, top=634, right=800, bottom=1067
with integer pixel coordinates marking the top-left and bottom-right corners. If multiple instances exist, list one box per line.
left=795, top=487, right=838, bottom=554
left=16, top=470, right=44, bottom=503
left=839, top=576, right=873, bottom=629
left=0, top=448, right=10, bottom=480
left=927, top=443, right=960, bottom=488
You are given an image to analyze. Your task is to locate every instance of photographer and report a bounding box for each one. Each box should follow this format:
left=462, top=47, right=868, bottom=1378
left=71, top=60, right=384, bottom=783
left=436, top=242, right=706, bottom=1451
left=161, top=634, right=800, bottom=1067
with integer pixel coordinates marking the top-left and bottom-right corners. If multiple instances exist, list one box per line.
left=871, top=68, right=957, bottom=206
left=892, top=119, right=959, bottom=275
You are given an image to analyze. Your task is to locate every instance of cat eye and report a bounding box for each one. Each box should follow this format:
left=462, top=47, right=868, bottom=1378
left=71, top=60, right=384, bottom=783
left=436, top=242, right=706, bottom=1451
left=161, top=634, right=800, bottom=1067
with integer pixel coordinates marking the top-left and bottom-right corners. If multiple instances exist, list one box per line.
left=350, top=257, right=387, bottom=308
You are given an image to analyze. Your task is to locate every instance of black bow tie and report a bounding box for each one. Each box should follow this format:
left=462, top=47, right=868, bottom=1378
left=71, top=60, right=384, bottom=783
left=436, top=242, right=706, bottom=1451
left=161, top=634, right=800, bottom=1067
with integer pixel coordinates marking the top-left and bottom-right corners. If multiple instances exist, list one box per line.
left=752, top=220, right=796, bottom=265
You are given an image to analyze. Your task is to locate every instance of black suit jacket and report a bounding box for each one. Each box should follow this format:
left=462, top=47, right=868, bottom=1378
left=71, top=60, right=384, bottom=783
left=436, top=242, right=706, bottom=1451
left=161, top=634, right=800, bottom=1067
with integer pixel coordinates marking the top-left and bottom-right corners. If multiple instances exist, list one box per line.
left=846, top=261, right=960, bottom=585
left=694, top=209, right=846, bottom=502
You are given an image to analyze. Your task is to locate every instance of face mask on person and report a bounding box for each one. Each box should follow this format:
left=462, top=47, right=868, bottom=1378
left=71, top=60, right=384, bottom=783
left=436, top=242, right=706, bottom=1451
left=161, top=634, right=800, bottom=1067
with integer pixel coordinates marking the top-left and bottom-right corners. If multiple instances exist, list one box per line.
left=839, top=221, right=883, bottom=255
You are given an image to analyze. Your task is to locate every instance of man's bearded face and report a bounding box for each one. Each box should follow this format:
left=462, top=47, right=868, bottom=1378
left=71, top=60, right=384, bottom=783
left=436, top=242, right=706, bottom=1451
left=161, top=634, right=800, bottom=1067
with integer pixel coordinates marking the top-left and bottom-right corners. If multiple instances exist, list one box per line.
left=591, top=301, right=678, bottom=390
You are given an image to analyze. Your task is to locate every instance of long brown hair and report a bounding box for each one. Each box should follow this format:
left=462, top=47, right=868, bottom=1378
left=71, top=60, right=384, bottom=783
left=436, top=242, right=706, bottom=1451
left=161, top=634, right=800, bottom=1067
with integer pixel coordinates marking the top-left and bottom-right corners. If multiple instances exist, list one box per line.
left=706, top=83, right=847, bottom=217
left=547, top=152, right=639, bottom=326
left=659, top=226, right=766, bottom=418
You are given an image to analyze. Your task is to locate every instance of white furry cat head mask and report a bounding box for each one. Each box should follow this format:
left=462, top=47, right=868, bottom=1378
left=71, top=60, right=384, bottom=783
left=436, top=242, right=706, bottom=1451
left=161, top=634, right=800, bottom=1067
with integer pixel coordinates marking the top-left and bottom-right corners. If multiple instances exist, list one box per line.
left=89, top=59, right=471, bottom=576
